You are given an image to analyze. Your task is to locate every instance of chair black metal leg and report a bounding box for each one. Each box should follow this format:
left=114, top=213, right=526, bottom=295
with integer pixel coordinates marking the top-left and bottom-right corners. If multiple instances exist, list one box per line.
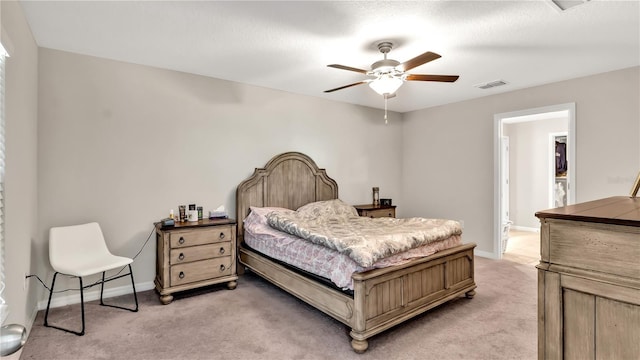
left=44, top=272, right=85, bottom=336
left=45, top=265, right=138, bottom=336
left=129, top=264, right=139, bottom=312
left=78, top=277, right=85, bottom=335
left=100, top=271, right=106, bottom=306
left=99, top=264, right=139, bottom=312
left=43, top=272, right=59, bottom=327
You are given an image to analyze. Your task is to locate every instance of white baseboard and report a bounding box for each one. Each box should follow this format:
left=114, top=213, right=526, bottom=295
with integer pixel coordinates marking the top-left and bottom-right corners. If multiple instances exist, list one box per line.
left=510, top=225, right=539, bottom=233
left=25, top=302, right=39, bottom=335
left=474, top=249, right=498, bottom=259
left=36, top=281, right=155, bottom=311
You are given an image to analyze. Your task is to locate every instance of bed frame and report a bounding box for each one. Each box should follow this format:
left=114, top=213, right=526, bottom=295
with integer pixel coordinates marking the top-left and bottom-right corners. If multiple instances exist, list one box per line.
left=236, top=152, right=476, bottom=353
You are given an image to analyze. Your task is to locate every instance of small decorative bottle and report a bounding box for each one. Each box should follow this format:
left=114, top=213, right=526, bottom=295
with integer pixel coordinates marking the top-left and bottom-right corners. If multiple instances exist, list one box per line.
left=372, top=187, right=380, bottom=206
left=178, top=205, right=186, bottom=222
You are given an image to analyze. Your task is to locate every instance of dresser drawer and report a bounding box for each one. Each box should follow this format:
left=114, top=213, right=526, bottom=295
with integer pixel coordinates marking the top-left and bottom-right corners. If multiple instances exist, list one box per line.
left=170, top=257, right=232, bottom=286
left=548, top=219, right=640, bottom=279
left=170, top=226, right=233, bottom=248
left=169, top=242, right=231, bottom=265
left=363, top=208, right=396, bottom=218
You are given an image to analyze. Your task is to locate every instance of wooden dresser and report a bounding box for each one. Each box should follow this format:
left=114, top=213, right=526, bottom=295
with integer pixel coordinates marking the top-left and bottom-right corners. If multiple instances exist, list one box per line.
left=353, top=204, right=396, bottom=218
left=535, top=196, right=639, bottom=359
left=155, top=218, right=238, bottom=304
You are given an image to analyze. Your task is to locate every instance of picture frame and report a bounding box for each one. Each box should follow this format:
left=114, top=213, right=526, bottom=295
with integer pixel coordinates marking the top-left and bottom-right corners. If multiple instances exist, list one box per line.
left=631, top=171, right=640, bottom=198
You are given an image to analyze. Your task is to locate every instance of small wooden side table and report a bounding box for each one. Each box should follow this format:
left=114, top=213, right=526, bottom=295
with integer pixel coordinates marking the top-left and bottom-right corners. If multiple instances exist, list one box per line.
left=155, top=218, right=238, bottom=304
left=353, top=204, right=396, bottom=218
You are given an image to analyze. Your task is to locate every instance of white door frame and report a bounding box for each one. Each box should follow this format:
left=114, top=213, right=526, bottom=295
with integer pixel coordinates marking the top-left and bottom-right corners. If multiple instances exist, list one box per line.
left=493, top=103, right=576, bottom=259
left=500, top=136, right=510, bottom=254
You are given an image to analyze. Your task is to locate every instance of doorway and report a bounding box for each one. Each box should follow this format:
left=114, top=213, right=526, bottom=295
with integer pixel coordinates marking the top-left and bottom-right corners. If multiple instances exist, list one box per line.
left=550, top=133, right=568, bottom=208
left=493, top=103, right=576, bottom=260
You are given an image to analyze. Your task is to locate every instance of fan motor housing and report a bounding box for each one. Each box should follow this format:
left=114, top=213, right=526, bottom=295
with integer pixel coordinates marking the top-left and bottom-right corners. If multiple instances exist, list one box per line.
left=370, top=59, right=400, bottom=74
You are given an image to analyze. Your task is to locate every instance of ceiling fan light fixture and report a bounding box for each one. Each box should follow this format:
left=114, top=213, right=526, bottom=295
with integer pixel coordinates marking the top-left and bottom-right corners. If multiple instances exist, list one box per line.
left=369, top=75, right=403, bottom=96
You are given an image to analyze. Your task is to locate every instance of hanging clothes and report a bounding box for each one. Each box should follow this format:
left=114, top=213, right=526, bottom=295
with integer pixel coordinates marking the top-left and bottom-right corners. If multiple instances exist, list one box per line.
left=556, top=141, right=567, bottom=176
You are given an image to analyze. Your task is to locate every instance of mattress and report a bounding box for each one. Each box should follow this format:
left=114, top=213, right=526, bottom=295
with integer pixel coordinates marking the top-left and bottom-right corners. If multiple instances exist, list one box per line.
left=244, top=206, right=462, bottom=290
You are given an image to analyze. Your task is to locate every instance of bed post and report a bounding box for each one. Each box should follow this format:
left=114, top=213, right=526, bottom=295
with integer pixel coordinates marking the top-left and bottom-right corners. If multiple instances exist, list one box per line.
left=350, top=279, right=368, bottom=353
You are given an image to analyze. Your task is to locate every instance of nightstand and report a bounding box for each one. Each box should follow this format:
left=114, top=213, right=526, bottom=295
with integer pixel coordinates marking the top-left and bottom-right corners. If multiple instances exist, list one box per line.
left=354, top=204, right=396, bottom=218
left=155, top=218, right=238, bottom=304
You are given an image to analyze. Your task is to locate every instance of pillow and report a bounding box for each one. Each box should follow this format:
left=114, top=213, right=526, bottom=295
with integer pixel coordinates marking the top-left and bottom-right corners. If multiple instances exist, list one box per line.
left=249, top=206, right=291, bottom=217
left=295, top=199, right=359, bottom=218
left=246, top=206, right=294, bottom=226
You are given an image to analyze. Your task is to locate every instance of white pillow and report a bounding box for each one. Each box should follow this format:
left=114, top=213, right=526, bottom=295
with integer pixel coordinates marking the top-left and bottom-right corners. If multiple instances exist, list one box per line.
left=295, top=199, right=358, bottom=218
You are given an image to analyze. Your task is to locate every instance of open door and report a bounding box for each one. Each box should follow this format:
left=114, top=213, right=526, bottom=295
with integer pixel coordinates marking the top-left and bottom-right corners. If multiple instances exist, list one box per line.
left=501, top=136, right=512, bottom=253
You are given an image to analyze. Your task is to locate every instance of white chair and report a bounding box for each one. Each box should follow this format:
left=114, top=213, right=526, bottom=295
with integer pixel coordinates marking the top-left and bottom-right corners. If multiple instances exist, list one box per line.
left=44, top=222, right=138, bottom=335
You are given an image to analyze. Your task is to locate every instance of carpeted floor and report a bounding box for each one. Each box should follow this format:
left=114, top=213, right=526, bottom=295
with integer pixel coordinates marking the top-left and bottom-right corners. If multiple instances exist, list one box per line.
left=19, top=257, right=537, bottom=360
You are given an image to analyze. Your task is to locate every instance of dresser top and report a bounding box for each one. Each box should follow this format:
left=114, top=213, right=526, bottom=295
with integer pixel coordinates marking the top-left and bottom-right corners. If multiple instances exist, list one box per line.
left=158, top=217, right=236, bottom=230
left=535, top=196, right=640, bottom=227
left=353, top=204, right=396, bottom=211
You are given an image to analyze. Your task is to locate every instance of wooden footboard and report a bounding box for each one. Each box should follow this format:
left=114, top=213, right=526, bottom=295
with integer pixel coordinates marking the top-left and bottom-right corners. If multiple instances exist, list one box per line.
left=349, top=243, right=476, bottom=352
left=239, top=242, right=476, bottom=353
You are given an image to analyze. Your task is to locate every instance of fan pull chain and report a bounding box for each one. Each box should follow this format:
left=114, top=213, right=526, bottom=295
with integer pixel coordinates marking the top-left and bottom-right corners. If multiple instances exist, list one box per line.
left=384, top=95, right=388, bottom=125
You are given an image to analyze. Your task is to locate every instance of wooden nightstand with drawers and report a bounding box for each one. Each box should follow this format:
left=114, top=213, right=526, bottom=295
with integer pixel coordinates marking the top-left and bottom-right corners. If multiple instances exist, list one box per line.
left=354, top=204, right=396, bottom=218
left=155, top=218, right=237, bottom=304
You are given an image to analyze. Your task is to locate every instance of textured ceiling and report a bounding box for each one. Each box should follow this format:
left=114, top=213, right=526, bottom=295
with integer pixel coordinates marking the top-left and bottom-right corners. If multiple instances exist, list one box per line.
left=18, top=0, right=640, bottom=113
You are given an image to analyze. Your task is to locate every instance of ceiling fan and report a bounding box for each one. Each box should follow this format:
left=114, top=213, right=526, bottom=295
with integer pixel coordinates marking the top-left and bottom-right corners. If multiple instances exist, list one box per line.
left=324, top=41, right=459, bottom=97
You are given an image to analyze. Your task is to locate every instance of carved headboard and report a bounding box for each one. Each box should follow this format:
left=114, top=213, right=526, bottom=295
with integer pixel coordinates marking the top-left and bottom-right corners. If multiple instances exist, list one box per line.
left=235, top=152, right=338, bottom=245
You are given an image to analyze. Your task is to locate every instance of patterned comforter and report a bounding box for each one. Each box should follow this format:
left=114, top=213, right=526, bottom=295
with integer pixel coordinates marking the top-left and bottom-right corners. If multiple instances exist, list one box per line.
left=266, top=199, right=462, bottom=268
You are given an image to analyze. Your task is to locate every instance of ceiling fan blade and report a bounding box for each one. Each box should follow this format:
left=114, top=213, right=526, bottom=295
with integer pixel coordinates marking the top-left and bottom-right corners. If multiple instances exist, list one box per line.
left=324, top=81, right=368, bottom=93
left=327, top=64, right=368, bottom=74
left=398, top=51, right=441, bottom=72
left=405, top=74, right=459, bottom=82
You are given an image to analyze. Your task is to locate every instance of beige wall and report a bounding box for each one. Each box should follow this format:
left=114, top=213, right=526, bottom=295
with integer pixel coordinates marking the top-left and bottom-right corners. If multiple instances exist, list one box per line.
left=36, top=48, right=404, bottom=302
left=1, top=0, right=39, bottom=330
left=402, top=66, right=640, bottom=256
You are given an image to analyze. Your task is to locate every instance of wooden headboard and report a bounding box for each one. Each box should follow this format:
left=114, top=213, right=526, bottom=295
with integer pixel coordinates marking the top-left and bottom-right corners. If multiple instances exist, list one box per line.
left=235, top=152, right=338, bottom=245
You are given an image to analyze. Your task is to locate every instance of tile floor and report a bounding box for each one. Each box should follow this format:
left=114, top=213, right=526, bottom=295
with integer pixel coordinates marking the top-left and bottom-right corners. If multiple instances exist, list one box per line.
left=502, top=230, right=540, bottom=266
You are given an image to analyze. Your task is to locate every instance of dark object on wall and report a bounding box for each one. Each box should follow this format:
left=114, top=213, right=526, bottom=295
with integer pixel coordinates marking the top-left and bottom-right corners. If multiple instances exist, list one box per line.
left=380, top=198, right=392, bottom=206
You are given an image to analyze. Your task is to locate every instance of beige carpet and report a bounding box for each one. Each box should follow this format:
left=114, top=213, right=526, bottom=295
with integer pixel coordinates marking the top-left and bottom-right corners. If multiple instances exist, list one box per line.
left=20, top=257, right=537, bottom=360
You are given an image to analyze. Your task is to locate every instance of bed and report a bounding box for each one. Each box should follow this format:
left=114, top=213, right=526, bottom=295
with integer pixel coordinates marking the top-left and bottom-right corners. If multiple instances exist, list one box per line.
left=236, top=152, right=476, bottom=353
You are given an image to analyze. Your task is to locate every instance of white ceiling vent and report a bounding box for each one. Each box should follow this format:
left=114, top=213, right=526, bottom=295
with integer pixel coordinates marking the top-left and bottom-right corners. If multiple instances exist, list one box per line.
left=548, top=0, right=590, bottom=12
left=475, top=80, right=508, bottom=90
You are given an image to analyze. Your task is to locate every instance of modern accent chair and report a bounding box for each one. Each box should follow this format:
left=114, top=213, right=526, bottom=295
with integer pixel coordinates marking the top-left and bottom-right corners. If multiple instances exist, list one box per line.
left=44, top=222, right=138, bottom=335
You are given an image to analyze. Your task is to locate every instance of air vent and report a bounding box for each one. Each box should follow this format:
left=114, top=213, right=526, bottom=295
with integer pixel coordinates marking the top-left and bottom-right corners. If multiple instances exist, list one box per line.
left=549, top=0, right=590, bottom=12
left=474, top=80, right=508, bottom=90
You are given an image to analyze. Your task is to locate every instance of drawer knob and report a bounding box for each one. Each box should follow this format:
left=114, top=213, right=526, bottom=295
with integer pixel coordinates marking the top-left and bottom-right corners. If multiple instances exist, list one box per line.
left=178, top=237, right=185, bottom=244
left=219, top=247, right=225, bottom=255
left=179, top=271, right=185, bottom=279
left=178, top=253, right=185, bottom=261
left=219, top=232, right=225, bottom=239
left=219, top=264, right=226, bottom=272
